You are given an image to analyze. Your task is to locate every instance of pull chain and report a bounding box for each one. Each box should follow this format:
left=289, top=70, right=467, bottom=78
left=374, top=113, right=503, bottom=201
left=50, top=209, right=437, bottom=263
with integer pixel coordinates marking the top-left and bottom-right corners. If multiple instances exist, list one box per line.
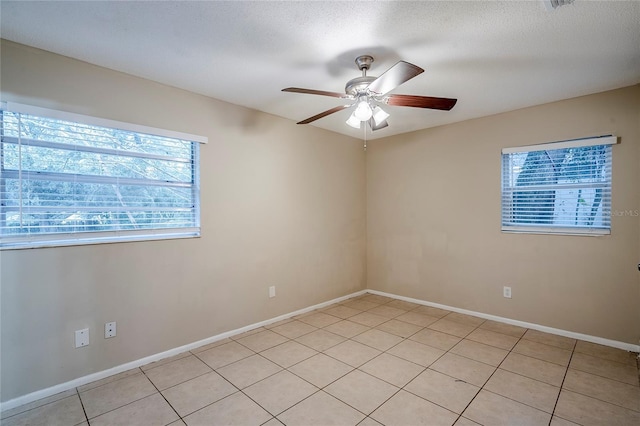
left=363, top=123, right=367, bottom=151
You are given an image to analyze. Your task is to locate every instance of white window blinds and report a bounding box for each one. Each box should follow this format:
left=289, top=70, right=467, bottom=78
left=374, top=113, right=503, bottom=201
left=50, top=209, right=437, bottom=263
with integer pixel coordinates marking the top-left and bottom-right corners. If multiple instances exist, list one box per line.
left=0, top=105, right=203, bottom=248
left=501, top=136, right=616, bottom=235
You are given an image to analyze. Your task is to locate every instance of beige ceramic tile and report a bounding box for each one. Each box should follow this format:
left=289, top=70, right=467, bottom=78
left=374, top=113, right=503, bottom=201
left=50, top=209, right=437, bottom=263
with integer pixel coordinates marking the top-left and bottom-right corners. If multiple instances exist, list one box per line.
left=230, top=327, right=267, bottom=340
left=216, top=354, right=281, bottom=389
left=569, top=352, right=639, bottom=385
left=360, top=353, right=425, bottom=387
left=352, top=329, right=404, bottom=351
left=190, top=338, right=233, bottom=354
left=298, top=312, right=342, bottom=328
left=349, top=312, right=390, bottom=327
left=361, top=294, right=394, bottom=304
left=269, top=320, right=317, bottom=339
left=409, top=328, right=462, bottom=351
left=77, top=368, right=142, bottom=393
left=264, top=318, right=294, bottom=329
left=323, top=305, right=362, bottom=319
left=90, top=393, right=178, bottom=426
left=450, top=339, right=508, bottom=367
left=563, top=369, right=640, bottom=412
left=244, top=370, right=318, bottom=415
left=0, top=388, right=78, bottom=419
left=324, top=340, right=382, bottom=367
left=161, top=371, right=236, bottom=417
left=463, top=390, right=551, bottom=426
left=385, top=299, right=420, bottom=311
left=412, top=305, right=452, bottom=318
left=574, top=340, right=638, bottom=366
left=395, top=311, right=440, bottom=327
left=262, top=418, right=285, bottom=426
left=1, top=395, right=86, bottom=426
left=289, top=353, right=353, bottom=388
left=387, top=340, right=445, bottom=367
left=325, top=370, right=399, bottom=415
left=80, top=372, right=157, bottom=419
left=144, top=355, right=212, bottom=390
left=140, top=352, right=192, bottom=372
left=371, top=389, right=458, bottom=426
left=523, top=329, right=576, bottom=351
left=428, top=319, right=477, bottom=338
left=295, top=329, right=346, bottom=351
left=554, top=389, right=640, bottom=426
left=513, top=339, right=572, bottom=366
left=405, top=369, right=480, bottom=414
left=324, top=320, right=370, bottom=338
left=499, top=352, right=567, bottom=387
left=454, top=417, right=482, bottom=426
left=443, top=312, right=485, bottom=327
left=342, top=300, right=380, bottom=311
left=484, top=369, right=560, bottom=413
left=466, top=328, right=519, bottom=350
left=358, top=417, right=383, bottom=426
left=430, top=353, right=496, bottom=387
left=236, top=329, right=289, bottom=352
left=277, top=391, right=365, bottom=426
left=184, top=392, right=271, bottom=426
left=367, top=305, right=407, bottom=319
left=479, top=320, right=527, bottom=337
left=195, top=340, right=255, bottom=369
left=375, top=319, right=423, bottom=338
left=550, top=416, right=581, bottom=426
left=260, top=340, right=318, bottom=368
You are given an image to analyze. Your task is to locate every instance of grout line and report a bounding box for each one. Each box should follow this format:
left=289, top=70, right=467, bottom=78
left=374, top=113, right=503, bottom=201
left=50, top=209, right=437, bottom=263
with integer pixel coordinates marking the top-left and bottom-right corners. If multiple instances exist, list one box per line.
left=75, top=388, right=90, bottom=425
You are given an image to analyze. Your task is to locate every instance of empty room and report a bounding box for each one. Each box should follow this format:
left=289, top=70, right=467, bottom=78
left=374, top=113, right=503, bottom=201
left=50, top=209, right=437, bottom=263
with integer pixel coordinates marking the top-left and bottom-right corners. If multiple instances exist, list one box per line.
left=0, top=1, right=639, bottom=425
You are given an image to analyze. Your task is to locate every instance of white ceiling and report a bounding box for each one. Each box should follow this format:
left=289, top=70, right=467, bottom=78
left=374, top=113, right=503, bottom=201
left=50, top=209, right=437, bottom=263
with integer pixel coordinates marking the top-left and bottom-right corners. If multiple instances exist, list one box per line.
left=1, top=1, right=639, bottom=140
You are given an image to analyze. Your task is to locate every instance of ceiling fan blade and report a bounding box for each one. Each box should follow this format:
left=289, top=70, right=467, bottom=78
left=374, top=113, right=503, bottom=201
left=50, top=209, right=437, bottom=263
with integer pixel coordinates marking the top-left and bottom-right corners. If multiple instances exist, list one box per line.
left=282, top=87, right=349, bottom=99
left=366, top=61, right=424, bottom=96
left=297, top=105, right=350, bottom=124
left=368, top=118, right=389, bottom=131
left=385, top=94, right=457, bottom=110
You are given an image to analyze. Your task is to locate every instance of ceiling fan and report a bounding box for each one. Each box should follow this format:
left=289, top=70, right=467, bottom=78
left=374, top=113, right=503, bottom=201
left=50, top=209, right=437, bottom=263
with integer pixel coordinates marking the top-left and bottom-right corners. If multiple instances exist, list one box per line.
left=282, top=55, right=457, bottom=131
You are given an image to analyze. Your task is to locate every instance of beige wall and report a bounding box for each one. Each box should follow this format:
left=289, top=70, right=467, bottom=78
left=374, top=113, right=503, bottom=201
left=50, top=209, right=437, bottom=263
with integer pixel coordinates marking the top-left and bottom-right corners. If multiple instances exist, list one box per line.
left=0, top=41, right=366, bottom=401
left=367, top=85, right=640, bottom=345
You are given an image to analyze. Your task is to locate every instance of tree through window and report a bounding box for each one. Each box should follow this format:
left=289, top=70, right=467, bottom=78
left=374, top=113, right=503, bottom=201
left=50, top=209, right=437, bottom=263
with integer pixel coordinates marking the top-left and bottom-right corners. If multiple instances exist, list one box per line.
left=0, top=106, right=202, bottom=248
left=502, top=136, right=615, bottom=235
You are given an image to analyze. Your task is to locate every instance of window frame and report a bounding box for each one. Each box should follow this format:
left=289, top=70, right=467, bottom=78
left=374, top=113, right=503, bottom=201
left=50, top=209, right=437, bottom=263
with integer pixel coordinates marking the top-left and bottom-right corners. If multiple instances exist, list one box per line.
left=0, top=102, right=207, bottom=250
left=501, top=135, right=616, bottom=236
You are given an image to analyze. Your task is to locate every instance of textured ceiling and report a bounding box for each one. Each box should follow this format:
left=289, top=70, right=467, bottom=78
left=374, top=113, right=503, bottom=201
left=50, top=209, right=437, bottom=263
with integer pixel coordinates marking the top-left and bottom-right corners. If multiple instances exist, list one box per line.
left=1, top=1, right=639, bottom=140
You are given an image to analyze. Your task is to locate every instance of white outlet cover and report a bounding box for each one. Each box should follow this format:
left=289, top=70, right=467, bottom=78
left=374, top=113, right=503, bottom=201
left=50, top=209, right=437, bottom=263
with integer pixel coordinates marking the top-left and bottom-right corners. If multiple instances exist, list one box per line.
left=269, top=286, right=276, bottom=298
left=75, top=328, right=89, bottom=348
left=105, top=321, right=116, bottom=338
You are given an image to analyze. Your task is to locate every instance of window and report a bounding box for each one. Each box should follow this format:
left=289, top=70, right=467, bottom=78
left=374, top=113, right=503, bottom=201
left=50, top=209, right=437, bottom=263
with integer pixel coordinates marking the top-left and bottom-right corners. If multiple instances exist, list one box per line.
left=501, top=135, right=616, bottom=235
left=0, top=103, right=206, bottom=249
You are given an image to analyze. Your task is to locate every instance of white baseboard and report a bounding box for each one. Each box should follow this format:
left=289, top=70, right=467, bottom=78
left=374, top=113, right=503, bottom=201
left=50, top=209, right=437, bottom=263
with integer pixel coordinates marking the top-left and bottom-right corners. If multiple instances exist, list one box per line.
left=0, top=289, right=367, bottom=413
left=367, top=289, right=640, bottom=353
left=3, top=287, right=638, bottom=413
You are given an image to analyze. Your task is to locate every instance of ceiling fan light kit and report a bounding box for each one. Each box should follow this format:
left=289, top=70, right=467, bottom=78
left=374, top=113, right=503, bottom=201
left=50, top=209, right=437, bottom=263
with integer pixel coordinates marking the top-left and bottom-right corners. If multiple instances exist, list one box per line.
left=282, top=55, right=457, bottom=132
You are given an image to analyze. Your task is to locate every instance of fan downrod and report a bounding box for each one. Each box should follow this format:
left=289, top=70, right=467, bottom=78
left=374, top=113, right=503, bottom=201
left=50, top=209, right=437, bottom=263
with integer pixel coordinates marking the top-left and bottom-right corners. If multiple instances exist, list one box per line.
left=345, top=55, right=376, bottom=96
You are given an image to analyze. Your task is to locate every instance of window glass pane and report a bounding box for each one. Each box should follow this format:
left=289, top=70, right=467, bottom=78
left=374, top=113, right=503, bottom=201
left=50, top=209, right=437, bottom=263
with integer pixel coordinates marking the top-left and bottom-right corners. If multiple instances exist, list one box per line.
left=0, top=109, right=200, bottom=248
left=501, top=142, right=611, bottom=234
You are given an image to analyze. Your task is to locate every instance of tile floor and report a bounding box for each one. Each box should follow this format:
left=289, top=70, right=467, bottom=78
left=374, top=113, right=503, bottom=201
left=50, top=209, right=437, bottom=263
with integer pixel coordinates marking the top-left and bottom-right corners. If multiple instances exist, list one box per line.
left=2, top=293, right=639, bottom=426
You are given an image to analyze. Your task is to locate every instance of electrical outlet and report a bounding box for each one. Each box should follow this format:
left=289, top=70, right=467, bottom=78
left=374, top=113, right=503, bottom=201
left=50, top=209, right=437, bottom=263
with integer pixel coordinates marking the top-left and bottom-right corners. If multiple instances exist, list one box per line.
left=75, top=328, right=89, bottom=348
left=105, top=321, right=116, bottom=338
left=503, top=286, right=512, bottom=299
left=269, top=286, right=276, bottom=298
